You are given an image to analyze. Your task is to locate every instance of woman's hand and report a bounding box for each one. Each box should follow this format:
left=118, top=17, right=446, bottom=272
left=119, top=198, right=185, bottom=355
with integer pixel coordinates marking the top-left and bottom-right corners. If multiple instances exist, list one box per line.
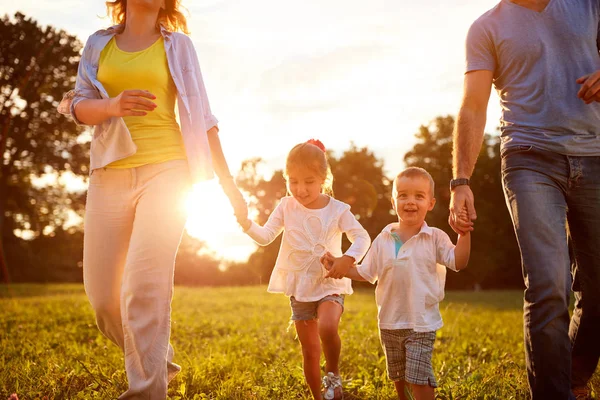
left=107, top=90, right=157, bottom=117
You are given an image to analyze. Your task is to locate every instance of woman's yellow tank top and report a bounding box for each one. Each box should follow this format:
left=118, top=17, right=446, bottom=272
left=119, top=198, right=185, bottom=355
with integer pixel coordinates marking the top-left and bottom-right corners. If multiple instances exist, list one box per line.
left=97, top=36, right=186, bottom=168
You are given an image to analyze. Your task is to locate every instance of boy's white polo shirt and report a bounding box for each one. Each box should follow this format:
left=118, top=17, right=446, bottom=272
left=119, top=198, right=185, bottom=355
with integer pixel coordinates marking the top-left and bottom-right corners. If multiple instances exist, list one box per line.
left=357, top=222, right=457, bottom=332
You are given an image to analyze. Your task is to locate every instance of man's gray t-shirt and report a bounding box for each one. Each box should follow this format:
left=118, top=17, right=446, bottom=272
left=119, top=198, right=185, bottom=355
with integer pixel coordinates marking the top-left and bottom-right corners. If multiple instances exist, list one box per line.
left=466, top=0, right=600, bottom=156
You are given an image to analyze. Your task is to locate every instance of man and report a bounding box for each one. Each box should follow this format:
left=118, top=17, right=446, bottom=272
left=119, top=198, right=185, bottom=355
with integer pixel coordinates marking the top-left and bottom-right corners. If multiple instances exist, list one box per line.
left=449, top=0, right=600, bottom=399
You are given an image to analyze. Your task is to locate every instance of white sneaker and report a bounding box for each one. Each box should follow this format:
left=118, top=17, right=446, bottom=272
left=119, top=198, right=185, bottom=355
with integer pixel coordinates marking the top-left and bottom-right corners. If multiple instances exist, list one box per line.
left=322, top=372, right=343, bottom=400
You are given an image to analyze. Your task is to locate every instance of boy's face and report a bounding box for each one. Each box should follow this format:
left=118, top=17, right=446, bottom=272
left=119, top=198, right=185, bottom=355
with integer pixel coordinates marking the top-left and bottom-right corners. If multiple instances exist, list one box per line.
left=391, top=176, right=436, bottom=227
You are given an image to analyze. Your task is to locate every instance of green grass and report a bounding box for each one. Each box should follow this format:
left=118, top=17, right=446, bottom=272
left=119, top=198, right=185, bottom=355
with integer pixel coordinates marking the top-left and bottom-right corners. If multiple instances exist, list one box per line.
left=0, top=285, right=598, bottom=399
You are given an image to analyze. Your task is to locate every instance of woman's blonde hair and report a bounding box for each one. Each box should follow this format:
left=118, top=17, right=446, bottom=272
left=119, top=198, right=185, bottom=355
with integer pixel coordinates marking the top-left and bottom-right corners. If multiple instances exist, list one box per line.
left=106, top=0, right=189, bottom=34
left=285, top=140, right=334, bottom=196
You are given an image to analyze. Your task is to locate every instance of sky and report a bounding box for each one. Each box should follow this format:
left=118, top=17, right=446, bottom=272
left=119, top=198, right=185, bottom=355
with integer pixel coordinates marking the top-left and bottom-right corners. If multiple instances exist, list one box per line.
left=2, top=0, right=503, bottom=261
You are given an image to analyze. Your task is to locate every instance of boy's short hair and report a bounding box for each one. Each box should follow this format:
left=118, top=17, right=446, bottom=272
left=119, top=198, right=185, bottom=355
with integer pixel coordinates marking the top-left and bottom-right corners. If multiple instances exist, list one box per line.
left=392, top=167, right=435, bottom=196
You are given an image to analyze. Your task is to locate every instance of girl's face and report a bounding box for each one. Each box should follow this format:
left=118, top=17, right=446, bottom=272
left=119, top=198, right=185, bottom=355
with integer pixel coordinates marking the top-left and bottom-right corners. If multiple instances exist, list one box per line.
left=286, top=165, right=325, bottom=209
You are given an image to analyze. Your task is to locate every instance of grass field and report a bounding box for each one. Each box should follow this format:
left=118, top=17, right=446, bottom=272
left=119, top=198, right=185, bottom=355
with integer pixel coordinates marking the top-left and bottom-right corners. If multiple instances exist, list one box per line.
left=0, top=285, right=598, bottom=399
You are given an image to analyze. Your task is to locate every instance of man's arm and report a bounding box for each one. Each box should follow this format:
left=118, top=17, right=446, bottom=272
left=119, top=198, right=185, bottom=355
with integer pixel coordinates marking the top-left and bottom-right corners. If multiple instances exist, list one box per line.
left=450, top=70, right=493, bottom=234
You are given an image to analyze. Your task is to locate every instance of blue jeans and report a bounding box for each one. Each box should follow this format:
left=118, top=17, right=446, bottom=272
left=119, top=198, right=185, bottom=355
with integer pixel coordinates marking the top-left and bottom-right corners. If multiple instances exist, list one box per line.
left=502, top=146, right=600, bottom=400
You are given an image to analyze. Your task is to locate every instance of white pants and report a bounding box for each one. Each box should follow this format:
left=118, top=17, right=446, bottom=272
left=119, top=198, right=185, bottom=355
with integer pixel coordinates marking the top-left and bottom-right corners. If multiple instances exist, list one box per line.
left=83, top=160, right=191, bottom=399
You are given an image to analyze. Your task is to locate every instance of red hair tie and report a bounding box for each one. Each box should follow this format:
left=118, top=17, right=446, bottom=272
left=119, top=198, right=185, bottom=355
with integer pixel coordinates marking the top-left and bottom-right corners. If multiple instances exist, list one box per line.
left=307, top=139, right=326, bottom=153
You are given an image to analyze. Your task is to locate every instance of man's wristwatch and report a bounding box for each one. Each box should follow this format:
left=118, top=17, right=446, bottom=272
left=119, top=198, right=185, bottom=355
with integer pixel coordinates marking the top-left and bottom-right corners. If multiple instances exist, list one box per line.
left=450, top=178, right=470, bottom=191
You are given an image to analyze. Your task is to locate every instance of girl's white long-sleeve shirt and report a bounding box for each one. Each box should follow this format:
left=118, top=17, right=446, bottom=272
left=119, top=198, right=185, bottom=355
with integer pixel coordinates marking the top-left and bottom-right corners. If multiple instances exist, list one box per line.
left=245, top=196, right=371, bottom=302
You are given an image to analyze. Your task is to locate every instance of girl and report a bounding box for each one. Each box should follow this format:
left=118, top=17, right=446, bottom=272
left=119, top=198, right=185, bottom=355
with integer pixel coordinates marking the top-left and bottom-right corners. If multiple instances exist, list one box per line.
left=237, top=140, right=371, bottom=400
left=57, top=1, right=245, bottom=398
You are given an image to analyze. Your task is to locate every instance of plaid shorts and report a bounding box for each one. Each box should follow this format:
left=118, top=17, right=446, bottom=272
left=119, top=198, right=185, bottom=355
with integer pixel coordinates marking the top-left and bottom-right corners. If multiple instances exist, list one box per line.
left=379, top=329, right=437, bottom=387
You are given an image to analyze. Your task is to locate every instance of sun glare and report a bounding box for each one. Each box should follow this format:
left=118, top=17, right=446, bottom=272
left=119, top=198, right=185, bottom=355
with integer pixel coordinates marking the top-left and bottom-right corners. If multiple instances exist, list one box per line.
left=184, top=180, right=256, bottom=262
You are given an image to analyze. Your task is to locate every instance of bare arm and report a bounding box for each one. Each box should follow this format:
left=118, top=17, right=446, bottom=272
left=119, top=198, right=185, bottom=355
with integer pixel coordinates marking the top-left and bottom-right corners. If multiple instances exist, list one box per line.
left=345, top=266, right=367, bottom=282
left=454, top=232, right=471, bottom=271
left=206, top=127, right=249, bottom=224
left=321, top=251, right=374, bottom=283
left=450, top=70, right=493, bottom=234
left=452, top=70, right=493, bottom=179
left=73, top=90, right=157, bottom=126
left=206, top=127, right=233, bottom=180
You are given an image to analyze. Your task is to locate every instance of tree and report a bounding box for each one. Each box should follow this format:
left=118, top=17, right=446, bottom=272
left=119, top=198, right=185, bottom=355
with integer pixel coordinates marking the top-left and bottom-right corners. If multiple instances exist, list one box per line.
left=404, top=115, right=522, bottom=289
left=330, top=143, right=396, bottom=238
left=0, top=13, right=88, bottom=282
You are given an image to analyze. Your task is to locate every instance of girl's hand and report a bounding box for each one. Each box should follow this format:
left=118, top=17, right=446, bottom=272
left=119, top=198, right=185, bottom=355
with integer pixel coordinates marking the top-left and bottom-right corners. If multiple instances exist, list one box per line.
left=325, top=255, right=355, bottom=279
left=107, top=90, right=157, bottom=117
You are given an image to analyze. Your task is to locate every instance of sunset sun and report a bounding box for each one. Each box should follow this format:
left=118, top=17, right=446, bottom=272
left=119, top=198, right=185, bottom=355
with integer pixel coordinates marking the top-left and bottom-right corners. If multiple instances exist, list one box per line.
left=184, top=180, right=256, bottom=261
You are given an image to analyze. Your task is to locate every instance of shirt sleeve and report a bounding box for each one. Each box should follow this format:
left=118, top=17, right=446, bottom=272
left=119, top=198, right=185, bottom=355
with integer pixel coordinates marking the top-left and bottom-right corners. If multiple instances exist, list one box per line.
left=435, top=230, right=457, bottom=272
left=356, top=236, right=380, bottom=284
left=186, top=36, right=219, bottom=131
left=338, top=208, right=371, bottom=263
left=245, top=199, right=285, bottom=246
left=465, top=19, right=496, bottom=74
left=57, top=37, right=102, bottom=126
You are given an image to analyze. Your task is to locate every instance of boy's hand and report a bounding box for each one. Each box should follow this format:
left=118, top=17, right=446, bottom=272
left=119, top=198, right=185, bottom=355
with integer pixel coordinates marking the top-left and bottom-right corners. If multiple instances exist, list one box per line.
left=320, top=252, right=335, bottom=270
left=457, top=205, right=470, bottom=225
left=325, top=255, right=355, bottom=279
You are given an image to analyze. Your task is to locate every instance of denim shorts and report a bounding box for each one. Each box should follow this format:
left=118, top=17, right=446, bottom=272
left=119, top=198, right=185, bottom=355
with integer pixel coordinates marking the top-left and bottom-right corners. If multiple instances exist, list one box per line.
left=289, top=294, right=345, bottom=321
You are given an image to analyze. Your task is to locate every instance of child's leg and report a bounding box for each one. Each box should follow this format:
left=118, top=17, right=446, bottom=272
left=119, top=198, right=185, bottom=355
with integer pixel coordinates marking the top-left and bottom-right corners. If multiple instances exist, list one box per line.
left=404, top=331, right=437, bottom=400
left=317, top=299, right=343, bottom=375
left=394, top=381, right=434, bottom=400
left=409, top=383, right=434, bottom=400
left=295, top=320, right=322, bottom=400
left=393, top=380, right=409, bottom=400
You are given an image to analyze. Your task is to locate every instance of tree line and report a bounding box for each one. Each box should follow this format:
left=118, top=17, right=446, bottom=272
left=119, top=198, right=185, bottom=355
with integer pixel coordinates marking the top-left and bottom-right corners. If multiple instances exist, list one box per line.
left=0, top=13, right=523, bottom=289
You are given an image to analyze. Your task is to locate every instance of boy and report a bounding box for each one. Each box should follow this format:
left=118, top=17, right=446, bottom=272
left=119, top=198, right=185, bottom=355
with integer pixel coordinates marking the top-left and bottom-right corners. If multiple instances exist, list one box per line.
left=321, top=167, right=471, bottom=400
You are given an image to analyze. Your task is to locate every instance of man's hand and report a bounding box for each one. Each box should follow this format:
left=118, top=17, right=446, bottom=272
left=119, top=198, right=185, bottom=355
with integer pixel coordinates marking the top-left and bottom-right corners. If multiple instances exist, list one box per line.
left=577, top=71, right=600, bottom=104
left=449, top=185, right=476, bottom=235
left=324, top=254, right=355, bottom=279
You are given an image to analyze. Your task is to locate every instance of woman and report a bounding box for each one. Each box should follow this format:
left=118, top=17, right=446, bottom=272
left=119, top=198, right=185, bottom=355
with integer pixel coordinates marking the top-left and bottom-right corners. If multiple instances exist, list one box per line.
left=58, top=1, right=246, bottom=398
